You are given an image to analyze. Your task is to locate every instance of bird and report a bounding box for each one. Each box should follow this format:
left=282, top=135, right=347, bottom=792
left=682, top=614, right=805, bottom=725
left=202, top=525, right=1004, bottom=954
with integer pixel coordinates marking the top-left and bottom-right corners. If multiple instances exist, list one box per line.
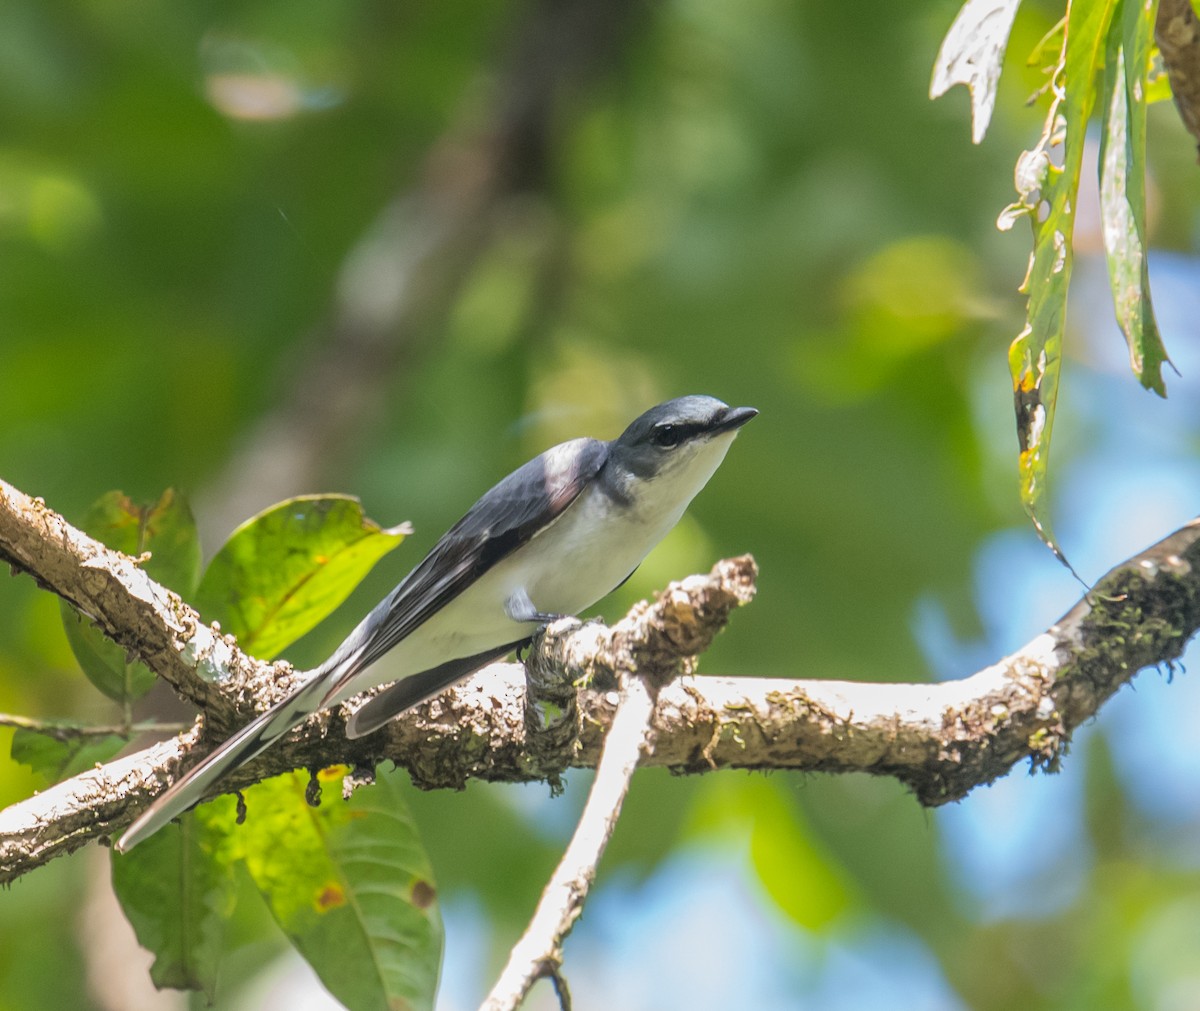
left=116, top=395, right=757, bottom=852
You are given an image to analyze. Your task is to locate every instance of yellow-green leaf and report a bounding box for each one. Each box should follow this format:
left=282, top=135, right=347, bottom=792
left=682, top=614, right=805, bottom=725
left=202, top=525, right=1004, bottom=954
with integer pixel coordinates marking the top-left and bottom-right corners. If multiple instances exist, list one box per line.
left=687, top=777, right=855, bottom=932
left=236, top=767, right=442, bottom=1011
left=194, top=495, right=409, bottom=661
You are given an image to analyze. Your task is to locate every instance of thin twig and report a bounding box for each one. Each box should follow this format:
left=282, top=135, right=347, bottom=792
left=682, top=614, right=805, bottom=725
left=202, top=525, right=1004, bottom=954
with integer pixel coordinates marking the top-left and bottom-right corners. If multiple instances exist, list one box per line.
left=479, top=661, right=660, bottom=1011
left=0, top=714, right=187, bottom=739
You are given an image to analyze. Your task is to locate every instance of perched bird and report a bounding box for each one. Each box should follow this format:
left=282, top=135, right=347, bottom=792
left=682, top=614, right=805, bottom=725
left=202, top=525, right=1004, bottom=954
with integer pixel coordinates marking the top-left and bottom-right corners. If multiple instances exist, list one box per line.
left=117, top=395, right=756, bottom=851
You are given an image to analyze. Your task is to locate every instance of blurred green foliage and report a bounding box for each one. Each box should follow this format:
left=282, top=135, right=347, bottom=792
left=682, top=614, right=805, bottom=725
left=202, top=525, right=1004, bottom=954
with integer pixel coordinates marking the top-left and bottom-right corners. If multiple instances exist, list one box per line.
left=2, top=0, right=1198, bottom=1007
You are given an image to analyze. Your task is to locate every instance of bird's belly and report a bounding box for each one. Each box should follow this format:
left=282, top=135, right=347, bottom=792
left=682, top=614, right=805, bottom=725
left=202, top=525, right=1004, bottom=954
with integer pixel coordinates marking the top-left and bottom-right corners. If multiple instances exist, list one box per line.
left=508, top=484, right=682, bottom=616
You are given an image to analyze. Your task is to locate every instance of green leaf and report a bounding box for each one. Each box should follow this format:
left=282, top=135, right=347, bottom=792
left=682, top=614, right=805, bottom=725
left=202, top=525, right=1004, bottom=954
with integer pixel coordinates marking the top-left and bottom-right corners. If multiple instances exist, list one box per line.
left=111, top=801, right=238, bottom=1000
left=80, top=488, right=201, bottom=594
left=1098, top=0, right=1171, bottom=396
left=930, top=0, right=1024, bottom=143
left=10, top=726, right=127, bottom=786
left=1004, top=0, right=1118, bottom=564
left=194, top=495, right=409, bottom=661
left=686, top=777, right=854, bottom=932
left=60, top=489, right=201, bottom=704
left=60, top=606, right=157, bottom=703
left=236, top=767, right=442, bottom=1011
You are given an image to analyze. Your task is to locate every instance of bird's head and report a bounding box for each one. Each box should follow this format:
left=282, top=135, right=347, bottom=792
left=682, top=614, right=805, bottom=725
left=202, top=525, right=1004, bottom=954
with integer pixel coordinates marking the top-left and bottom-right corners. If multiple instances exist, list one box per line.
left=610, top=395, right=758, bottom=487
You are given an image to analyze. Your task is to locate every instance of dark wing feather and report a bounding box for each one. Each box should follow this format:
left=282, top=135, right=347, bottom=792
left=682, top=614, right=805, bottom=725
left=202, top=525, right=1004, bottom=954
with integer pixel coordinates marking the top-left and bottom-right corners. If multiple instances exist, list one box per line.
left=343, top=638, right=528, bottom=739
left=320, top=437, right=609, bottom=697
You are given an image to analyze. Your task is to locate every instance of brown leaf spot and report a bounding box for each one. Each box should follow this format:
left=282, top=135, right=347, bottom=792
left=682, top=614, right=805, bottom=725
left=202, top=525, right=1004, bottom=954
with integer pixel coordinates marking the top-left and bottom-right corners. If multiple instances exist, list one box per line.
left=315, top=882, right=346, bottom=911
left=410, top=879, right=437, bottom=909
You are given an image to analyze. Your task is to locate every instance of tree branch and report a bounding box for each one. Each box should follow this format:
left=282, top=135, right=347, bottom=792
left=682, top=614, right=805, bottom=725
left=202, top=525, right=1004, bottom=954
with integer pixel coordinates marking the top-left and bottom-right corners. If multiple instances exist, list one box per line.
left=0, top=478, right=274, bottom=722
left=1157, top=0, right=1200, bottom=159
left=0, top=734, right=198, bottom=879
left=3, top=475, right=1200, bottom=886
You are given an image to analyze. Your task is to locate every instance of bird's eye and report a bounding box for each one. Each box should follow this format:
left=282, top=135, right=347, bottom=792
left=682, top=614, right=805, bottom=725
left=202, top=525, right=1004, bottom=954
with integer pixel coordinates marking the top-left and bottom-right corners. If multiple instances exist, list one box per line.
left=652, top=424, right=681, bottom=448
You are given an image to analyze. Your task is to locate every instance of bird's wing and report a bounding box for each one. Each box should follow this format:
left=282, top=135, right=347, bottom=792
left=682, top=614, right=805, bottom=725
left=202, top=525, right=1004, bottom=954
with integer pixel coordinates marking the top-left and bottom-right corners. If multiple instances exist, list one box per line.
left=319, top=437, right=609, bottom=699
left=343, top=639, right=527, bottom=739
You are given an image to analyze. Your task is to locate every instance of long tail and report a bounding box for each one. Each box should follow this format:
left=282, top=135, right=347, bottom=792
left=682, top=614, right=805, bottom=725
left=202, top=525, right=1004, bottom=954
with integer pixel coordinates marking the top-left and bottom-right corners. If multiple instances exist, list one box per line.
left=115, top=674, right=329, bottom=853
left=118, top=637, right=526, bottom=850
left=344, top=640, right=526, bottom=739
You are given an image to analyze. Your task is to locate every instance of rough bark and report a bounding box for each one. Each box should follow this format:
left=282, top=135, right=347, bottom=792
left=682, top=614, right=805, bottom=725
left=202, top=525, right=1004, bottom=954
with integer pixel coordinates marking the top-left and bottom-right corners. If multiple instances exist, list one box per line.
left=1157, top=0, right=1200, bottom=158
left=3, top=477, right=1200, bottom=885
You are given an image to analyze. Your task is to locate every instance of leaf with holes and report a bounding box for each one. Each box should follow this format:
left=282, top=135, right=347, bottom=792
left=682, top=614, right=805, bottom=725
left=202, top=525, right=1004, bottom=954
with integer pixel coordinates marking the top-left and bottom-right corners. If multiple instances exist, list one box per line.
left=930, top=0, right=1024, bottom=143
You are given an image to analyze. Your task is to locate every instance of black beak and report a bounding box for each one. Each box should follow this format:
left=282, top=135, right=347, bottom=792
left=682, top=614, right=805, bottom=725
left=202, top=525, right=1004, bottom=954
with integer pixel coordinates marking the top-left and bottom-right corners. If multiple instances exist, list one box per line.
left=712, top=406, right=758, bottom=434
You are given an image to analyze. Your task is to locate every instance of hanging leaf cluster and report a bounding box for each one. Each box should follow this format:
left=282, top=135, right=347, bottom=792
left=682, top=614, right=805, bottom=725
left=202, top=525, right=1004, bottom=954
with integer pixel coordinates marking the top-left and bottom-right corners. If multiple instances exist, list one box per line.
left=932, top=0, right=1174, bottom=563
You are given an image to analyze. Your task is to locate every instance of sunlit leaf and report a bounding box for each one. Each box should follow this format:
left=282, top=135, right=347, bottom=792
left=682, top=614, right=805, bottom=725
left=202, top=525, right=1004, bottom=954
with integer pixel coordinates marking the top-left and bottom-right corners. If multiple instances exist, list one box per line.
left=194, top=495, right=410, bottom=661
left=1099, top=0, right=1171, bottom=396
left=930, top=0, right=1024, bottom=143
left=1004, top=0, right=1118, bottom=564
left=111, top=800, right=238, bottom=1000
left=60, top=489, right=200, bottom=704
left=237, top=767, right=441, bottom=1011
left=10, top=725, right=126, bottom=786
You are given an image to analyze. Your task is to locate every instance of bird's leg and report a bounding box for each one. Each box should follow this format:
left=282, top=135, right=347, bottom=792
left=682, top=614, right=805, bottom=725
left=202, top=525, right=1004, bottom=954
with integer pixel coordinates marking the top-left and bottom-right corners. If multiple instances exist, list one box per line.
left=505, top=587, right=570, bottom=626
